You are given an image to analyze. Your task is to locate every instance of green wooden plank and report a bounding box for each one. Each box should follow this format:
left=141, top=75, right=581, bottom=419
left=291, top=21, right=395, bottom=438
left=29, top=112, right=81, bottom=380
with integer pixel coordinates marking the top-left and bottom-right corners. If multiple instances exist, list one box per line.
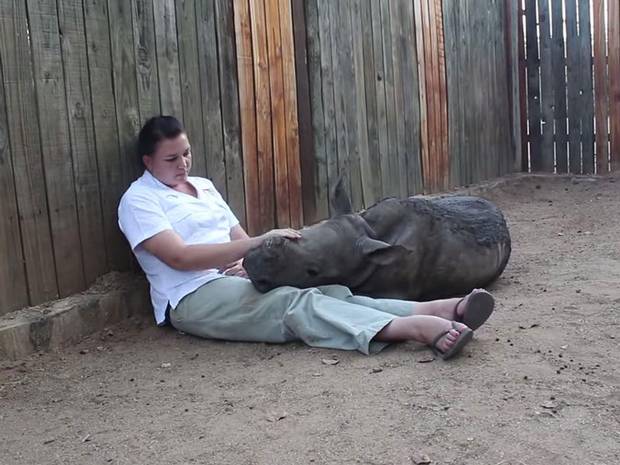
left=132, top=0, right=161, bottom=122
left=154, top=0, right=184, bottom=118
left=565, top=0, right=581, bottom=173
left=108, top=0, right=141, bottom=184
left=525, top=0, right=542, bottom=171
left=83, top=0, right=130, bottom=271
left=303, top=0, right=329, bottom=221
left=317, top=0, right=339, bottom=216
left=551, top=0, right=568, bottom=173
left=26, top=0, right=85, bottom=296
left=58, top=0, right=107, bottom=285
left=0, top=51, right=28, bottom=313
left=0, top=0, right=58, bottom=302
left=214, top=0, right=246, bottom=224
left=176, top=0, right=207, bottom=178
left=196, top=0, right=226, bottom=192
left=578, top=0, right=594, bottom=174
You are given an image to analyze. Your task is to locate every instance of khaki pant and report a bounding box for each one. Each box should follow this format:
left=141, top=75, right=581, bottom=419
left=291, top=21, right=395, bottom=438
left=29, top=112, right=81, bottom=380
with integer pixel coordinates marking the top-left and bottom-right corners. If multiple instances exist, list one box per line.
left=170, top=276, right=417, bottom=355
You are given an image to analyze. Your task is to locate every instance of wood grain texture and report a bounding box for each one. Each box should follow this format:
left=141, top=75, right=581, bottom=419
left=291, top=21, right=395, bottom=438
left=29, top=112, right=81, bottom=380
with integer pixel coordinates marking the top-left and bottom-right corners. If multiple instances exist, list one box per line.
left=153, top=0, right=183, bottom=118
left=593, top=0, right=609, bottom=174
left=551, top=0, right=568, bottom=173
left=608, top=0, right=620, bottom=170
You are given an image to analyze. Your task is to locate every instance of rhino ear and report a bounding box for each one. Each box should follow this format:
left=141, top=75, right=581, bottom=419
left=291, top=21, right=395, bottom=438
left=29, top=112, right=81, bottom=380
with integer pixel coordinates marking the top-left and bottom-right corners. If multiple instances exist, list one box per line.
left=358, top=238, right=406, bottom=266
left=330, top=175, right=352, bottom=217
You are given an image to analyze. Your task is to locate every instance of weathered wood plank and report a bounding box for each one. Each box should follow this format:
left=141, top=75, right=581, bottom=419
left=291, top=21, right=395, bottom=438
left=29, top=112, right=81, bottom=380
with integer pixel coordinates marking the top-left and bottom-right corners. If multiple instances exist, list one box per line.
left=132, top=0, right=161, bottom=124
left=249, top=0, right=275, bottom=231
left=442, top=0, right=460, bottom=185
left=565, top=0, right=581, bottom=173
left=233, top=0, right=260, bottom=234
left=264, top=0, right=290, bottom=227
left=108, top=0, right=141, bottom=184
left=551, top=0, right=568, bottom=173
left=153, top=0, right=183, bottom=118
left=279, top=0, right=303, bottom=228
left=58, top=0, right=107, bottom=285
left=593, top=0, right=609, bottom=174
left=537, top=0, right=554, bottom=172
left=370, top=0, right=390, bottom=199
left=175, top=0, right=207, bottom=178
left=0, top=53, right=28, bottom=313
left=351, top=0, right=374, bottom=206
left=317, top=0, right=339, bottom=214
left=293, top=0, right=323, bottom=224
left=435, top=0, right=448, bottom=190
left=358, top=0, right=383, bottom=204
left=518, top=0, right=528, bottom=172
left=525, top=0, right=542, bottom=171
left=609, top=0, right=620, bottom=170
left=389, top=0, right=408, bottom=197
left=26, top=0, right=85, bottom=296
left=578, top=0, right=594, bottom=174
left=83, top=0, right=129, bottom=271
left=214, top=0, right=246, bottom=223
left=0, top=0, right=58, bottom=302
left=379, top=0, right=399, bottom=197
left=196, top=0, right=226, bottom=193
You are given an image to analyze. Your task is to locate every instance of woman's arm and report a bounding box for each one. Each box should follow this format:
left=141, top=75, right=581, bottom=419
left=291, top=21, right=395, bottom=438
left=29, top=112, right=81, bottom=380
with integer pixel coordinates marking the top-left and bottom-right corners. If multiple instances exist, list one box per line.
left=140, top=227, right=300, bottom=271
left=230, top=224, right=251, bottom=241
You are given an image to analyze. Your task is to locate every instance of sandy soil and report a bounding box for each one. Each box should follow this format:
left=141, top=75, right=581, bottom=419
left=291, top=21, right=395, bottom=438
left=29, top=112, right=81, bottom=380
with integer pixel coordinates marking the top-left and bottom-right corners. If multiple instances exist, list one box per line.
left=1, top=174, right=619, bottom=465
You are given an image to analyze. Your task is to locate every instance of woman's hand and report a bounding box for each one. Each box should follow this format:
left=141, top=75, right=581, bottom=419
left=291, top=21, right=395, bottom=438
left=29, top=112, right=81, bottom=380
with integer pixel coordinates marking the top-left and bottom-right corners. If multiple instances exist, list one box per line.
left=219, top=259, right=248, bottom=277
left=259, top=228, right=302, bottom=241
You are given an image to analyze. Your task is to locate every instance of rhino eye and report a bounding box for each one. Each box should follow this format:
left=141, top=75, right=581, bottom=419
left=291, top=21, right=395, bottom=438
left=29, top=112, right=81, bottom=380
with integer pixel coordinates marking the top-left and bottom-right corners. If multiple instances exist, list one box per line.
left=306, top=268, right=319, bottom=277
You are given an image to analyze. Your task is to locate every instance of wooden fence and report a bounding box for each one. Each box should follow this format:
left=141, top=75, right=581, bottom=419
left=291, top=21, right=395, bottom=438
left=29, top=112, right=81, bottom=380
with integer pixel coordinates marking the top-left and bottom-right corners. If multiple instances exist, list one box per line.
left=0, top=0, right=519, bottom=315
left=520, top=0, right=620, bottom=173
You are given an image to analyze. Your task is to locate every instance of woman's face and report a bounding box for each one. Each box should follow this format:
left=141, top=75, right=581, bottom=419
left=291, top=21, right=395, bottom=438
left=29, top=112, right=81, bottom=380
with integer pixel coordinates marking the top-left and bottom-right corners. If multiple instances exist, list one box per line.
left=142, top=133, right=192, bottom=187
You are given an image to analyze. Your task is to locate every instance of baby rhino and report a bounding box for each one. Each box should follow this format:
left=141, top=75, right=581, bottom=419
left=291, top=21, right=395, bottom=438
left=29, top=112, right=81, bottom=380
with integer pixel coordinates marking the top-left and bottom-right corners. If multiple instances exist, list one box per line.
left=243, top=180, right=511, bottom=301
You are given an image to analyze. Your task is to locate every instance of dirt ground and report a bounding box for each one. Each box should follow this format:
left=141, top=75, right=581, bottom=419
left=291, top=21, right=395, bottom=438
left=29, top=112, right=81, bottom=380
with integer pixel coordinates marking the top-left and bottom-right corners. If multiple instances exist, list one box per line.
left=1, top=174, right=619, bottom=465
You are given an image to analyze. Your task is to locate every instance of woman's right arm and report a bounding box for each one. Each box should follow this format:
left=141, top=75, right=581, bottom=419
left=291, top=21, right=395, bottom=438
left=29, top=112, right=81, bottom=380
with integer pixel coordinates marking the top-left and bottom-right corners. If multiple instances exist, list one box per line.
left=140, top=228, right=300, bottom=271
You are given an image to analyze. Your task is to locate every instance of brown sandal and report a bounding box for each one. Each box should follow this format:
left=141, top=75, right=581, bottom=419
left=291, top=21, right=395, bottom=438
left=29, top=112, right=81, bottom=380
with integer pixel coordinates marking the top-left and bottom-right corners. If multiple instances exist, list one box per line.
left=431, top=321, right=474, bottom=360
left=455, top=289, right=495, bottom=330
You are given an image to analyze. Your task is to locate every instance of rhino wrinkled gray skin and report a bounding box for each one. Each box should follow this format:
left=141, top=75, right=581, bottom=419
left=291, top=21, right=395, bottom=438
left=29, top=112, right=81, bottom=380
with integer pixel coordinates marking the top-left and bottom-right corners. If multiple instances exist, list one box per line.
left=243, top=179, right=511, bottom=300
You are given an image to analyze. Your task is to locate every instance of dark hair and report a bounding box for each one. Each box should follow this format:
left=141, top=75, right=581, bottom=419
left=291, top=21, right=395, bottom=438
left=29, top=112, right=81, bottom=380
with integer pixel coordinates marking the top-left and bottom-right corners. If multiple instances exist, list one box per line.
left=137, top=115, right=185, bottom=166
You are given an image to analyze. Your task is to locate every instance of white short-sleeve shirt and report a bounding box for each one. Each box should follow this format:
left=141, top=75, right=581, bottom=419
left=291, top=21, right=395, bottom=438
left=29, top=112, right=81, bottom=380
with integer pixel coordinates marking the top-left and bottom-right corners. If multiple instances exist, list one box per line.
left=118, top=170, right=239, bottom=324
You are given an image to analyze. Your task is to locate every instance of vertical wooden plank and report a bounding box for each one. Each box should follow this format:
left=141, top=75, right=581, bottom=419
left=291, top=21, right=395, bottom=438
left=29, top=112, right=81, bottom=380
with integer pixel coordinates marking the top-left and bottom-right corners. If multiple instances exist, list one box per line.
left=593, top=0, right=609, bottom=174
left=293, top=0, right=324, bottom=224
left=153, top=0, right=183, bottom=118
left=537, top=0, right=554, bottom=171
left=196, top=0, right=226, bottom=192
left=176, top=0, right=207, bottom=178
left=565, top=0, right=581, bottom=173
left=264, top=0, right=290, bottom=226
left=108, top=0, right=141, bottom=184
left=132, top=0, right=161, bottom=123
left=518, top=0, right=528, bottom=172
left=359, top=0, right=383, bottom=204
left=351, top=0, right=374, bottom=206
left=442, top=0, right=459, bottom=185
left=370, top=0, right=390, bottom=198
left=214, top=0, right=246, bottom=223
left=551, top=0, right=568, bottom=173
left=525, top=0, right=542, bottom=171
left=0, top=53, right=29, bottom=313
left=317, top=0, right=339, bottom=213
left=435, top=0, right=449, bottom=190
left=0, top=0, right=58, bottom=302
left=578, top=0, right=594, bottom=174
left=609, top=0, right=620, bottom=170
left=422, top=0, right=440, bottom=190
left=249, top=0, right=275, bottom=230
left=27, top=0, right=85, bottom=295
left=233, top=0, right=260, bottom=234
left=58, top=0, right=107, bottom=284
left=83, top=0, right=129, bottom=271
left=389, top=0, right=408, bottom=197
left=400, top=0, right=422, bottom=194
left=379, top=0, right=399, bottom=197
left=279, top=0, right=303, bottom=227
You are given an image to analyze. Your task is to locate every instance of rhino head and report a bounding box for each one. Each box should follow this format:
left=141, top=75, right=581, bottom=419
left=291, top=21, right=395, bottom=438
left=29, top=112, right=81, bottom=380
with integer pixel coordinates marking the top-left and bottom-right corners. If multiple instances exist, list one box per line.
left=243, top=177, right=405, bottom=292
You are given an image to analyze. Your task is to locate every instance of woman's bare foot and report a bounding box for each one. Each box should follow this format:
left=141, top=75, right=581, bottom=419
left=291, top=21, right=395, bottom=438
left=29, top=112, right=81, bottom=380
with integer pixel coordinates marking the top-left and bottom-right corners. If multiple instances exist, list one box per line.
left=411, top=289, right=494, bottom=330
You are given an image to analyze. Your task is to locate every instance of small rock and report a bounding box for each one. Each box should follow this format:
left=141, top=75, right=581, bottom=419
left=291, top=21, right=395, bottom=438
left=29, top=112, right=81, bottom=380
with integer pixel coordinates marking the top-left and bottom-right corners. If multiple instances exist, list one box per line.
left=575, top=289, right=581, bottom=293
left=541, top=400, right=557, bottom=409
left=557, top=232, right=564, bottom=236
left=96, top=346, right=104, bottom=351
left=81, top=434, right=91, bottom=443
left=43, top=439, right=55, bottom=445
left=321, top=358, right=339, bottom=366
left=371, top=367, right=383, bottom=374
left=411, top=452, right=432, bottom=464
left=161, top=362, right=172, bottom=368
left=417, top=356, right=435, bottom=363
left=560, top=345, right=568, bottom=350
left=79, top=349, right=89, bottom=355
left=266, top=411, right=288, bottom=422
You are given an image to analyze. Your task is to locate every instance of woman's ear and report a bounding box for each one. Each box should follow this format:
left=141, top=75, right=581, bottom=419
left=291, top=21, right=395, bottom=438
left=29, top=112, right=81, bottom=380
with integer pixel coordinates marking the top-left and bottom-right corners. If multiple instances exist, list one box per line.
left=142, top=154, right=152, bottom=170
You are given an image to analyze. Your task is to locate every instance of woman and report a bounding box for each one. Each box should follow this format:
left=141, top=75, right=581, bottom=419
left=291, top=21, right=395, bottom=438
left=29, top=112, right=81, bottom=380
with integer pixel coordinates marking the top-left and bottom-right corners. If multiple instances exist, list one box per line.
left=118, top=116, right=495, bottom=359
